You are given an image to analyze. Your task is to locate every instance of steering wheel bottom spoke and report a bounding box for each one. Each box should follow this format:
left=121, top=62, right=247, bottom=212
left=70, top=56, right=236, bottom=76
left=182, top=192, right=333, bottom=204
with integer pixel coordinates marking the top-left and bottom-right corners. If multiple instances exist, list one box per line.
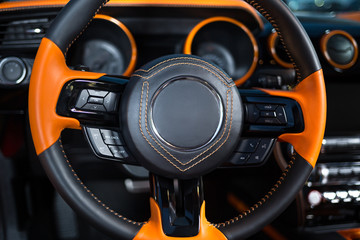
left=134, top=174, right=227, bottom=240
left=150, top=174, right=203, bottom=237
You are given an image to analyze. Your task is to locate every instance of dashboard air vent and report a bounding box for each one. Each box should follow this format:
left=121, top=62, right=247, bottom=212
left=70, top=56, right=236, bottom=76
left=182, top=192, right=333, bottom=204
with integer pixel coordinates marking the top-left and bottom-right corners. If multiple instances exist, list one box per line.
left=0, top=18, right=51, bottom=50
left=320, top=30, right=358, bottom=70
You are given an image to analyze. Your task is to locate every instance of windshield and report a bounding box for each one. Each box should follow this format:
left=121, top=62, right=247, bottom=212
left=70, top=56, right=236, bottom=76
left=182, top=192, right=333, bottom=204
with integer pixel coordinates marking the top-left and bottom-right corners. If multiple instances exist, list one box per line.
left=285, top=0, right=360, bottom=12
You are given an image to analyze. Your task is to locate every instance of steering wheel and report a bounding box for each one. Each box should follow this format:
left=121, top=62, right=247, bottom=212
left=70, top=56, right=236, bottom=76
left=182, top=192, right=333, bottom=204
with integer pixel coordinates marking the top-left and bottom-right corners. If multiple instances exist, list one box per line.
left=28, top=0, right=326, bottom=239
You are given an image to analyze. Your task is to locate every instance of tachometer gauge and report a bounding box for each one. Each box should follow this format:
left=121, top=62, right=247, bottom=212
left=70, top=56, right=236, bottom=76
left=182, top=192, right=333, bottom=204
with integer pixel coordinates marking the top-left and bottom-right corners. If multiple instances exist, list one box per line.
left=184, top=16, right=258, bottom=86
left=67, top=15, right=137, bottom=77
left=82, top=39, right=125, bottom=75
left=195, top=42, right=235, bottom=76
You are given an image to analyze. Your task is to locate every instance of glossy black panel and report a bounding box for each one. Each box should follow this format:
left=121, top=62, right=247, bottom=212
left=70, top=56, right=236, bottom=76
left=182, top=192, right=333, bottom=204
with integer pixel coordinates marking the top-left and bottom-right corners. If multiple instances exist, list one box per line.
left=83, top=126, right=137, bottom=164
left=239, top=89, right=304, bottom=136
left=222, top=138, right=276, bottom=168
left=150, top=174, right=203, bottom=237
left=57, top=76, right=127, bottom=127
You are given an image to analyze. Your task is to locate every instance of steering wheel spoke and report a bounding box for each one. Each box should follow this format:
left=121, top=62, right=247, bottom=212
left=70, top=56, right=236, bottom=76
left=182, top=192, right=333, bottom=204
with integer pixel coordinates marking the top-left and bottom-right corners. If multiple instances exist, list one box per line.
left=222, top=89, right=305, bottom=167
left=240, top=89, right=304, bottom=136
left=56, top=75, right=137, bottom=163
left=150, top=174, right=203, bottom=237
left=57, top=75, right=127, bottom=127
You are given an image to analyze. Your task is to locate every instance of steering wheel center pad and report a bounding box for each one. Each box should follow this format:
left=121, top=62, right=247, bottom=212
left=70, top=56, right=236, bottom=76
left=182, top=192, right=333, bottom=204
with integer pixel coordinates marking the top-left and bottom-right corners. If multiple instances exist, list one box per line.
left=121, top=55, right=243, bottom=179
left=151, top=77, right=222, bottom=149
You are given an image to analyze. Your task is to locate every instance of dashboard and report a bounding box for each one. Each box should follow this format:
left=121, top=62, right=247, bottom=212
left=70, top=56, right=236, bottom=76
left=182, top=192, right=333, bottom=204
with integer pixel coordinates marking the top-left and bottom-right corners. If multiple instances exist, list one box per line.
left=1, top=1, right=360, bottom=239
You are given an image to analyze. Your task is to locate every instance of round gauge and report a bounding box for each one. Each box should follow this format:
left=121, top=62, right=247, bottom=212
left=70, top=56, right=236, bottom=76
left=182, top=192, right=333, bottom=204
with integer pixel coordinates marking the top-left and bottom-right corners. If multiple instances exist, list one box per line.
left=82, top=39, right=125, bottom=75
left=196, top=42, right=235, bottom=76
left=0, top=57, right=27, bottom=84
left=268, top=30, right=293, bottom=69
left=67, top=15, right=137, bottom=76
left=320, top=30, right=358, bottom=70
left=184, top=16, right=259, bottom=86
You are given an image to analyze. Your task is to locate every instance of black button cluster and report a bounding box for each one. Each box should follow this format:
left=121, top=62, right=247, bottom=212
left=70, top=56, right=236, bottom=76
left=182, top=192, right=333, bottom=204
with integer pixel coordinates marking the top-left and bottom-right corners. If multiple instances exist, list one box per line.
left=229, top=138, right=275, bottom=166
left=75, top=89, right=118, bottom=112
left=86, top=127, right=129, bottom=160
left=246, top=103, right=287, bottom=125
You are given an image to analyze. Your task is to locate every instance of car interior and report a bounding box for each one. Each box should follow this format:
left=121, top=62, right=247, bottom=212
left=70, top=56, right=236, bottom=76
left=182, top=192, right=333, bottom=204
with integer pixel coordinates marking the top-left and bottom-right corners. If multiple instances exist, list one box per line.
left=0, top=0, right=359, bottom=239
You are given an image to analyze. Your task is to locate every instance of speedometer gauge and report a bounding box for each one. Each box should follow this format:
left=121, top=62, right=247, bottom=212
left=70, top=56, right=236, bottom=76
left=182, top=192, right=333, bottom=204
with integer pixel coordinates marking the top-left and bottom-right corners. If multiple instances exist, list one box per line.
left=184, top=16, right=258, bottom=86
left=67, top=15, right=137, bottom=77
left=83, top=39, right=125, bottom=75
left=196, top=42, right=235, bottom=76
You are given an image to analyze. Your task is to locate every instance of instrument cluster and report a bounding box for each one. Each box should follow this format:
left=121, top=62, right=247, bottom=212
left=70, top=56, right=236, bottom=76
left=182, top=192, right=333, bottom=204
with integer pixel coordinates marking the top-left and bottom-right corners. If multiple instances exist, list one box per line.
left=66, top=12, right=262, bottom=87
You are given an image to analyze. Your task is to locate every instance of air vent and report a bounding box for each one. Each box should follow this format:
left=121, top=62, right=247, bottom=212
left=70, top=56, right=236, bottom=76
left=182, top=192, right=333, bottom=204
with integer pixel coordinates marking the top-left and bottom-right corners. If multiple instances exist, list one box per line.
left=0, top=18, right=52, bottom=50
left=320, top=30, right=358, bottom=70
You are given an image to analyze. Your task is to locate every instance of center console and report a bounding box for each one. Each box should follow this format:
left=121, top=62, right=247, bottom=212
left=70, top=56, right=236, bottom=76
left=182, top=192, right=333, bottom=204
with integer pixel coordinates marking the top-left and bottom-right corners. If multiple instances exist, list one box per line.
left=302, top=136, right=360, bottom=229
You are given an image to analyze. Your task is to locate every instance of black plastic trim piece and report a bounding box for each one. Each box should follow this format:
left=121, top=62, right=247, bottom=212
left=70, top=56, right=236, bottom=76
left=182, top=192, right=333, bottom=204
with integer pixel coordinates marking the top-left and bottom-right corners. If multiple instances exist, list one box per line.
left=56, top=76, right=127, bottom=127
left=83, top=126, right=138, bottom=165
left=222, top=138, right=276, bottom=168
left=240, top=89, right=304, bottom=136
left=150, top=174, right=203, bottom=237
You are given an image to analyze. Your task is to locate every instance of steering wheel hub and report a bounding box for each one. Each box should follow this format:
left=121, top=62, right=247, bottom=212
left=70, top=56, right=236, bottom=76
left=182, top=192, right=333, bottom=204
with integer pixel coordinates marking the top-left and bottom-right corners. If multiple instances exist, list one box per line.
left=150, top=76, right=223, bottom=150
left=121, top=55, right=243, bottom=179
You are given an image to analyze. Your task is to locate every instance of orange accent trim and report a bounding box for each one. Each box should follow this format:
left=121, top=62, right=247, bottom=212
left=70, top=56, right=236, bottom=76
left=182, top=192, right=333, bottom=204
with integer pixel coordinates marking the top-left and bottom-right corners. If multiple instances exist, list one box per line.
left=29, top=38, right=105, bottom=155
left=259, top=70, right=326, bottom=167
left=0, top=0, right=67, bottom=10
left=94, top=14, right=137, bottom=77
left=337, top=11, right=360, bottom=23
left=320, top=30, right=358, bottom=70
left=184, top=16, right=259, bottom=86
left=338, top=228, right=360, bottom=240
left=134, top=198, right=227, bottom=240
left=0, top=0, right=263, bottom=30
left=267, top=31, right=293, bottom=69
